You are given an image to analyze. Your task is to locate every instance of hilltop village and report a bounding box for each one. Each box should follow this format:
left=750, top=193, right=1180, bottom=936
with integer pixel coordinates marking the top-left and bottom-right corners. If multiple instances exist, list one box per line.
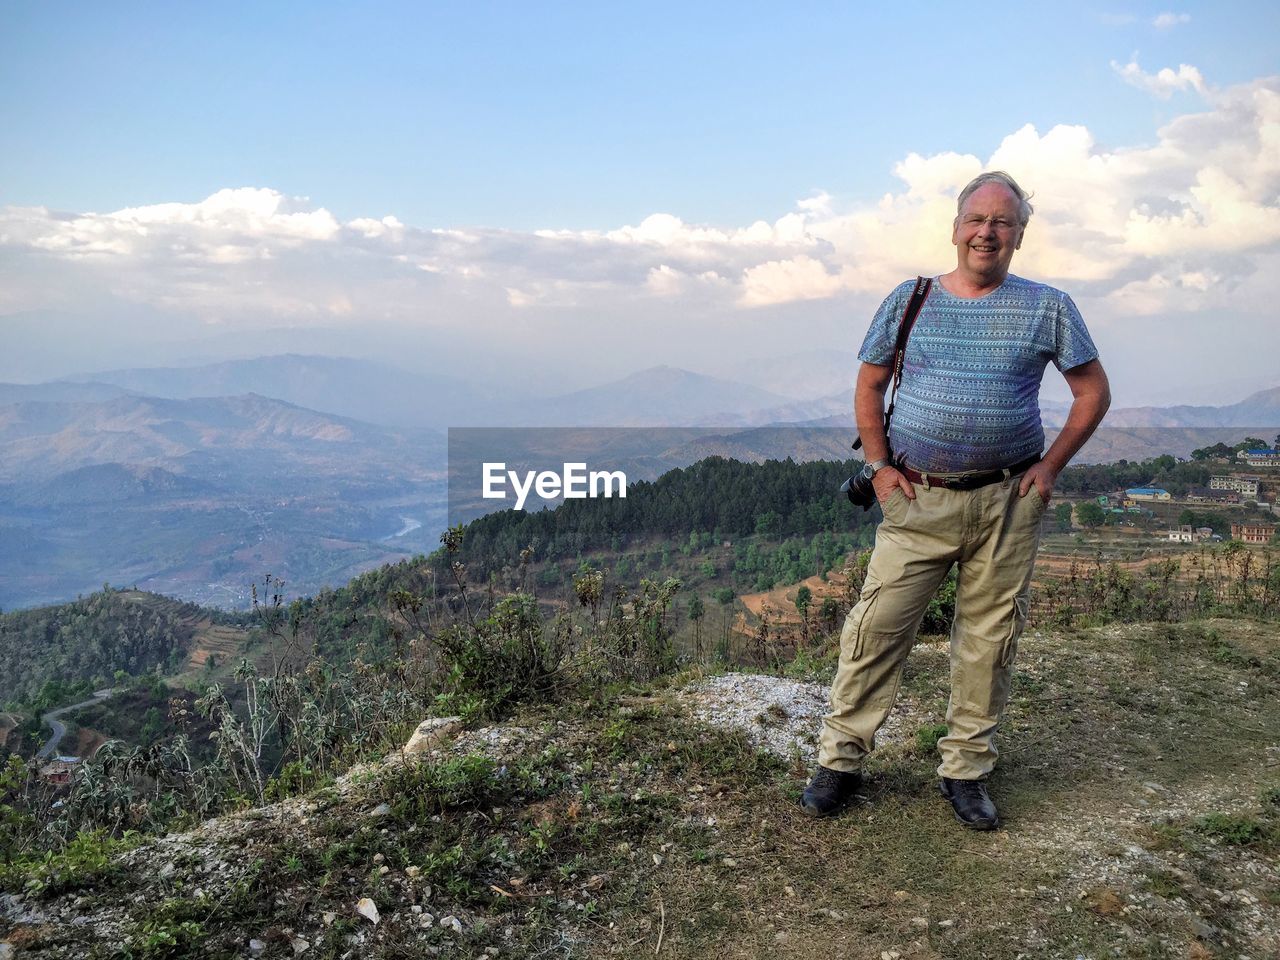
left=1076, top=447, right=1279, bottom=546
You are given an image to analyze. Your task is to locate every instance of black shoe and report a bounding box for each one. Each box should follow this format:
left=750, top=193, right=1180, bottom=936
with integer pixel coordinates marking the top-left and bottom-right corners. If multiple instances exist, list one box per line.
left=939, top=777, right=1000, bottom=830
left=800, top=766, right=861, bottom=817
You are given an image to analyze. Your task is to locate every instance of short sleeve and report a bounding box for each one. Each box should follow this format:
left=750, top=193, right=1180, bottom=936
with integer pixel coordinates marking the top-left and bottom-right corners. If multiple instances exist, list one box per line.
left=857, top=281, right=913, bottom=365
left=1052, top=292, right=1100, bottom=372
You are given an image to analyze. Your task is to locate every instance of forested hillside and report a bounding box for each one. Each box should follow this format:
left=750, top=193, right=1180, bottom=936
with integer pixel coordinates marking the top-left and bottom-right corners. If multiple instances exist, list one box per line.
left=452, top=456, right=874, bottom=568
left=0, top=588, right=246, bottom=705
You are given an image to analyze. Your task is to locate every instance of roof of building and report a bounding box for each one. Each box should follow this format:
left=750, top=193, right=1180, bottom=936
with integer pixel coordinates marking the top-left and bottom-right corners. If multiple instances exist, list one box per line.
left=1126, top=487, right=1169, bottom=495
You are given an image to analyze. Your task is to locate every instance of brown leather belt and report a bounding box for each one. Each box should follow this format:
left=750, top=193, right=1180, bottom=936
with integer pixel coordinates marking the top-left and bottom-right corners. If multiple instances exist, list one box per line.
left=900, top=454, right=1040, bottom=491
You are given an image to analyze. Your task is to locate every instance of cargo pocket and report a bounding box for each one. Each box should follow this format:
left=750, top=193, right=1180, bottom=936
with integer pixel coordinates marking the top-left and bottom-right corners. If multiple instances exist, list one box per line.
left=843, top=582, right=883, bottom=663
left=1001, top=594, right=1030, bottom=667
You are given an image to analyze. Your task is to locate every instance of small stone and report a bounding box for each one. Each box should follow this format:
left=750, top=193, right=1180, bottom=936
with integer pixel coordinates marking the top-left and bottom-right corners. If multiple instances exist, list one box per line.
left=322, top=912, right=335, bottom=926
left=403, top=717, right=464, bottom=754
left=420, top=913, right=435, bottom=927
left=910, top=916, right=928, bottom=929
left=373, top=853, right=385, bottom=864
left=441, top=915, right=463, bottom=933
left=411, top=905, right=423, bottom=914
left=369, top=803, right=391, bottom=817
left=356, top=897, right=380, bottom=925
left=881, top=951, right=901, bottom=960
left=248, top=940, right=267, bottom=957
left=405, top=866, right=422, bottom=878
left=291, top=936, right=310, bottom=955
left=937, top=919, right=954, bottom=928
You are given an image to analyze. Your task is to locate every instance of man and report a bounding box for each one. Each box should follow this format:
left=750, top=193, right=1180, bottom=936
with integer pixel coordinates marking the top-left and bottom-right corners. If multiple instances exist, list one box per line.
left=802, top=171, right=1110, bottom=829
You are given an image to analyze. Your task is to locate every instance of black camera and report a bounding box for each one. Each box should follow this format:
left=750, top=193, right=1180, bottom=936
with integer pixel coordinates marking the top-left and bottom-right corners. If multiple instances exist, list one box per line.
left=841, top=463, right=878, bottom=511
left=840, top=469, right=876, bottom=511
left=841, top=457, right=892, bottom=511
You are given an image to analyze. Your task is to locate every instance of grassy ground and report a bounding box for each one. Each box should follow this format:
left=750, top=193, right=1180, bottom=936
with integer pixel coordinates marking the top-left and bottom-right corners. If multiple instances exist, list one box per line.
left=1, top=618, right=1277, bottom=959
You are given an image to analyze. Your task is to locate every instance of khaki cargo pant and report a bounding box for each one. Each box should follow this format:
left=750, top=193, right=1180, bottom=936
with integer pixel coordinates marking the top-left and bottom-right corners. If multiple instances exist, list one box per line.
left=818, top=473, right=1046, bottom=780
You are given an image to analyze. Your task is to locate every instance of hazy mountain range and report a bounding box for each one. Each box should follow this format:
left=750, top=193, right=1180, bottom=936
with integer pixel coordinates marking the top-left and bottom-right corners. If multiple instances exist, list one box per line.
left=1, top=353, right=1276, bottom=612
left=0, top=389, right=447, bottom=611
left=45, top=353, right=1280, bottom=431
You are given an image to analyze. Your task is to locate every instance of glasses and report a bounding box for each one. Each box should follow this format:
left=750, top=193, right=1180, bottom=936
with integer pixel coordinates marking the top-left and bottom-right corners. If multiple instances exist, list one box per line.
left=958, top=214, right=1020, bottom=232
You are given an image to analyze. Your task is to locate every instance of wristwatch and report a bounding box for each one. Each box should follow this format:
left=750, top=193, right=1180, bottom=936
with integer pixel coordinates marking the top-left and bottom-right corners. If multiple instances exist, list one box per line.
left=860, top=458, right=891, bottom=480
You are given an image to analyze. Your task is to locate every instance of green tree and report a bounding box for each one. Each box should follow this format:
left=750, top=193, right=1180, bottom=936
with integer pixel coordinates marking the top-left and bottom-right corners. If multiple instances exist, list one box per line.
left=755, top=511, right=782, bottom=538
left=794, top=585, right=813, bottom=644
left=687, top=594, right=706, bottom=660
left=1191, top=442, right=1234, bottom=461
left=1054, top=502, right=1074, bottom=531
left=819, top=597, right=840, bottom=632
left=1076, top=500, right=1106, bottom=528
left=793, top=585, right=812, bottom=618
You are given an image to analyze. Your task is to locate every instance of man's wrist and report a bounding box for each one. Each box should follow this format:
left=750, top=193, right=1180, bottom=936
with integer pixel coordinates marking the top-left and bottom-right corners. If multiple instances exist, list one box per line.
left=861, top=458, right=892, bottom=480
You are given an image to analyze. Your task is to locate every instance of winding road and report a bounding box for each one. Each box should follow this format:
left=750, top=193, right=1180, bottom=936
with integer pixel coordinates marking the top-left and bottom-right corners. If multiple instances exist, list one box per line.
left=35, top=688, right=114, bottom=760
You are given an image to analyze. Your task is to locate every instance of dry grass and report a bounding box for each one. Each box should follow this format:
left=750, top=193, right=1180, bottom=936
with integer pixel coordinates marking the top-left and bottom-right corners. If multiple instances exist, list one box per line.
left=3, top=619, right=1277, bottom=959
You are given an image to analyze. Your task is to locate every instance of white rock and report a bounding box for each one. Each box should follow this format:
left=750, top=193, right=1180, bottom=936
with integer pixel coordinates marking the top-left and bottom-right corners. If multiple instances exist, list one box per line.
left=368, top=803, right=391, bottom=817
left=404, top=717, right=463, bottom=755
left=441, top=914, right=463, bottom=933
left=247, top=940, right=266, bottom=957
left=356, top=897, right=381, bottom=925
left=291, top=936, right=310, bottom=954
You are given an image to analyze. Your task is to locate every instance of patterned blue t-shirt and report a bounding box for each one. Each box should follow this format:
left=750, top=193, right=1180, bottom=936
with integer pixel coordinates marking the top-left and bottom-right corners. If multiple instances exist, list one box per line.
left=858, top=274, right=1099, bottom=474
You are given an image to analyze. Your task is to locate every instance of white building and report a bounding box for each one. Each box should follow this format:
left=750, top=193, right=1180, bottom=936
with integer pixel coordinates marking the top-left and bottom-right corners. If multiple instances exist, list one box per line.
left=1209, top=475, right=1261, bottom=498
left=1167, top=525, right=1194, bottom=543
left=1238, top=449, right=1280, bottom=467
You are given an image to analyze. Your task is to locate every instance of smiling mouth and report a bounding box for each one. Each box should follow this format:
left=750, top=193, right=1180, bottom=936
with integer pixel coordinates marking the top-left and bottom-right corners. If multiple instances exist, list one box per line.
left=971, top=244, right=998, bottom=253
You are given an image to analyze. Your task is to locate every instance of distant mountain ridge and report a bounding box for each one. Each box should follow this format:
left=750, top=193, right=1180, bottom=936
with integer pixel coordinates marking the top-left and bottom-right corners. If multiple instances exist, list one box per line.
left=1100, top=386, right=1280, bottom=428
left=0, top=392, right=443, bottom=483
left=61, top=354, right=500, bottom=429
left=506, top=365, right=798, bottom=426
left=47, top=355, right=1280, bottom=432
left=0, top=382, right=131, bottom=405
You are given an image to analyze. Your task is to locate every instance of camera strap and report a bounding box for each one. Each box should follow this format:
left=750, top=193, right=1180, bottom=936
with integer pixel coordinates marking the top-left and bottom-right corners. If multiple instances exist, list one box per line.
left=853, top=275, right=932, bottom=451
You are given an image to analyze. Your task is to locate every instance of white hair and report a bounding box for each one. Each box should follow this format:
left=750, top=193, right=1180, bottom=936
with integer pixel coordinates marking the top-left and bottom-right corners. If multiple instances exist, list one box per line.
left=956, top=171, right=1034, bottom=226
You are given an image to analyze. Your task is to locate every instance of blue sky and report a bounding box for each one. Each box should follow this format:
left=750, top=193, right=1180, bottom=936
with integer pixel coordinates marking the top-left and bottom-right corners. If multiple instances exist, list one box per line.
left=2, top=2, right=1278, bottom=405
left=3, top=1, right=1275, bottom=228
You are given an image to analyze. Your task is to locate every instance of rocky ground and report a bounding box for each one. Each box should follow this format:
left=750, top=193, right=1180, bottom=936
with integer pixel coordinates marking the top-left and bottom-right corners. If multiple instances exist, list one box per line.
left=1, top=618, right=1277, bottom=959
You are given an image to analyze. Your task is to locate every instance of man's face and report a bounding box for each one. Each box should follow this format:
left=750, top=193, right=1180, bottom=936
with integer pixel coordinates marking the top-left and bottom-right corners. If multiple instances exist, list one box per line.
left=951, top=183, right=1025, bottom=282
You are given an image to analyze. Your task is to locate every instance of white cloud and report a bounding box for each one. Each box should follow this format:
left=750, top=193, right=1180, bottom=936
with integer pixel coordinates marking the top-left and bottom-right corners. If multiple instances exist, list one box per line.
left=1111, top=58, right=1207, bottom=99
left=739, top=255, right=844, bottom=307
left=1153, top=11, right=1191, bottom=29
left=2, top=68, right=1278, bottom=362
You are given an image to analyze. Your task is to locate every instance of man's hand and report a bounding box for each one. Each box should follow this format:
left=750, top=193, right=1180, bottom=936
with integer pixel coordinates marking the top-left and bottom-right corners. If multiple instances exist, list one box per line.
left=873, top=465, right=915, bottom=503
left=1018, top=460, right=1058, bottom=501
